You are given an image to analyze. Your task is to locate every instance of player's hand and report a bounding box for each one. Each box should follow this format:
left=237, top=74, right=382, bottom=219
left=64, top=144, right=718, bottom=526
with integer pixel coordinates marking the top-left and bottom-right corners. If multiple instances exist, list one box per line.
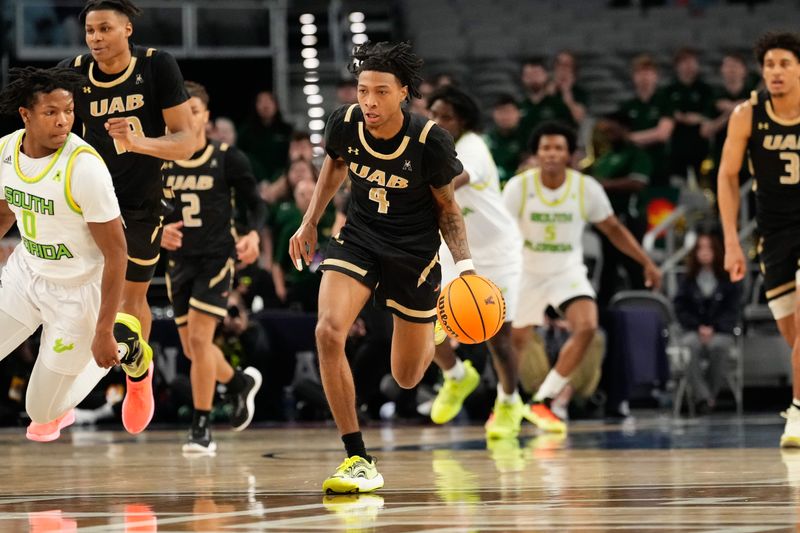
left=161, top=221, right=183, bottom=251
left=236, top=230, right=260, bottom=265
left=105, top=117, right=138, bottom=152
left=289, top=220, right=317, bottom=271
left=644, top=261, right=662, bottom=290
left=91, top=330, right=120, bottom=369
left=724, top=240, right=746, bottom=282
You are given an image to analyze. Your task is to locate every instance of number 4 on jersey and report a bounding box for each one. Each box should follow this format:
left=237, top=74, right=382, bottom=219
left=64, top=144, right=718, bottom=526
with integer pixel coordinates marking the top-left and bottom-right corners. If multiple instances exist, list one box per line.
left=369, top=187, right=389, bottom=214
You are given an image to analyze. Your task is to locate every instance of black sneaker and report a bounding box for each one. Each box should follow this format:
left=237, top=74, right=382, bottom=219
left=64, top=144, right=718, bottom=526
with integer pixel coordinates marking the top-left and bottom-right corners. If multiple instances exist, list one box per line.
left=230, top=367, right=263, bottom=431
left=182, top=427, right=217, bottom=456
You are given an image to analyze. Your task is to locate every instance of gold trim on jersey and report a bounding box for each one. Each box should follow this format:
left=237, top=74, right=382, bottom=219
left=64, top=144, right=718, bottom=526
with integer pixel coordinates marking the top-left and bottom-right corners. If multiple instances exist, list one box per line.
left=322, top=258, right=367, bottom=277
left=73, top=55, right=82, bottom=67
left=174, top=144, right=215, bottom=168
left=766, top=280, right=796, bottom=300
left=146, top=48, right=156, bottom=57
left=766, top=100, right=800, bottom=126
left=128, top=254, right=160, bottom=266
left=357, top=122, right=410, bottom=160
left=150, top=216, right=164, bottom=243
left=208, top=258, right=235, bottom=288
left=417, top=253, right=438, bottom=287
left=385, top=299, right=436, bottom=319
left=343, top=104, right=359, bottom=123
left=419, top=120, right=435, bottom=144
left=220, top=143, right=229, bottom=152
left=165, top=272, right=173, bottom=301
left=64, top=145, right=103, bottom=214
left=88, top=57, right=138, bottom=88
left=750, top=90, right=758, bottom=105
left=189, top=297, right=227, bottom=317
left=174, top=314, right=188, bottom=326
left=14, top=132, right=69, bottom=184
left=534, top=168, right=572, bottom=207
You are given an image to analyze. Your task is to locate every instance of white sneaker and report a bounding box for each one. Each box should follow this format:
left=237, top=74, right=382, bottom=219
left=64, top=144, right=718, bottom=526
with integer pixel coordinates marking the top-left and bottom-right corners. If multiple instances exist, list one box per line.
left=781, top=405, right=800, bottom=448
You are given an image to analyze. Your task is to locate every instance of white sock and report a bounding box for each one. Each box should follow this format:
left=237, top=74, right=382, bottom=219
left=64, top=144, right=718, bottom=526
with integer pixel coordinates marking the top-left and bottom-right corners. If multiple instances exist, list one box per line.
left=496, top=383, right=520, bottom=404
left=443, top=358, right=466, bottom=381
left=534, top=369, right=569, bottom=402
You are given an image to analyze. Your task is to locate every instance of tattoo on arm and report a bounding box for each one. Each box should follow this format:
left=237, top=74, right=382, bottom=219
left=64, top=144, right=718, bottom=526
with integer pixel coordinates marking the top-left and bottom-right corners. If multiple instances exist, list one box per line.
left=431, top=184, right=471, bottom=263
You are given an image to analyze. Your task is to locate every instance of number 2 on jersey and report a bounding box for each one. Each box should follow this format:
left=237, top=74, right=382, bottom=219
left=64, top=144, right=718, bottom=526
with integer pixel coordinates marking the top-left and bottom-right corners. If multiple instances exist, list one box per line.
left=780, top=152, right=800, bottom=185
left=181, top=193, right=202, bottom=227
left=112, top=116, right=145, bottom=155
left=369, top=187, right=390, bottom=214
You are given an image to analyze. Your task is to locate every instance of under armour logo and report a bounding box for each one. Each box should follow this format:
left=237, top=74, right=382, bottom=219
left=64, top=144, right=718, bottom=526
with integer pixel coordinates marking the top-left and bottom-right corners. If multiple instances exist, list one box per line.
left=82, top=86, right=91, bottom=94
left=210, top=159, right=218, bottom=168
left=403, top=159, right=412, bottom=171
left=135, top=74, right=144, bottom=85
left=53, top=170, right=61, bottom=182
left=348, top=146, right=359, bottom=155
left=758, top=122, right=769, bottom=130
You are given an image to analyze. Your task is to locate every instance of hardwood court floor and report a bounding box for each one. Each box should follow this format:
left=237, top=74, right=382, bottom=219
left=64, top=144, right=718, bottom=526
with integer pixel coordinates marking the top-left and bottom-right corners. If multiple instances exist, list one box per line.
left=3, top=414, right=800, bottom=531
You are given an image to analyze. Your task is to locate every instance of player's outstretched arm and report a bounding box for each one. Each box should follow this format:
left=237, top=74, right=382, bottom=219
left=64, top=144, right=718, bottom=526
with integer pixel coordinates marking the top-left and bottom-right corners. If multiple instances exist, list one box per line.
left=105, top=100, right=195, bottom=161
left=717, top=102, right=752, bottom=282
left=87, top=217, right=127, bottom=368
left=594, top=214, right=662, bottom=290
left=0, top=201, right=16, bottom=238
left=431, top=183, right=475, bottom=275
left=289, top=155, right=348, bottom=269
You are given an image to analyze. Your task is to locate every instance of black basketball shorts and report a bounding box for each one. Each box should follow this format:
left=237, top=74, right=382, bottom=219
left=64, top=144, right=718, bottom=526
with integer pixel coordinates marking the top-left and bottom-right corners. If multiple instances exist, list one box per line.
left=319, top=224, right=441, bottom=323
left=121, top=208, right=164, bottom=283
left=166, top=254, right=235, bottom=326
left=759, top=226, right=800, bottom=320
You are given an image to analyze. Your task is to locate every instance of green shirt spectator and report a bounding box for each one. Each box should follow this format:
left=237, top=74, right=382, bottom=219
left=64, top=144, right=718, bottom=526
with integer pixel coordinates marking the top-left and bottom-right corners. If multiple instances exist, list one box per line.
left=238, top=90, right=292, bottom=183
left=484, top=94, right=527, bottom=186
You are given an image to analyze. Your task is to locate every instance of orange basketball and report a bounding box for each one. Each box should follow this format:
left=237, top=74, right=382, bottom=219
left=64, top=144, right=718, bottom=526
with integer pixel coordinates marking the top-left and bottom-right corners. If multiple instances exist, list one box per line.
left=436, top=274, right=506, bottom=344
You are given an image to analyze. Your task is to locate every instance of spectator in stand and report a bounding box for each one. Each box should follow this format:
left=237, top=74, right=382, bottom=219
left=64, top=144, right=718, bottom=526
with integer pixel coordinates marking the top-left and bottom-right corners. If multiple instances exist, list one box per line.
left=410, top=78, right=434, bottom=116
left=335, top=78, right=358, bottom=106
left=484, top=94, right=526, bottom=187
left=550, top=50, right=588, bottom=127
left=701, top=53, right=758, bottom=181
left=664, top=48, right=715, bottom=181
left=619, top=54, right=675, bottom=187
left=673, top=233, right=740, bottom=413
left=590, top=112, right=653, bottom=306
left=212, top=117, right=237, bottom=147
left=237, top=90, right=292, bottom=183
left=518, top=58, right=578, bottom=144
left=260, top=132, right=319, bottom=205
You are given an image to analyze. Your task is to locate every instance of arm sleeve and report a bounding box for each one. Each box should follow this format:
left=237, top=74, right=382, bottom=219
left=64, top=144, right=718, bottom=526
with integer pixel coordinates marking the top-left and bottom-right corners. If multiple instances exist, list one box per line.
left=423, top=126, right=464, bottom=188
left=70, top=153, right=121, bottom=223
left=152, top=51, right=189, bottom=109
left=226, top=146, right=266, bottom=233
left=583, top=176, right=614, bottom=223
left=323, top=105, right=349, bottom=160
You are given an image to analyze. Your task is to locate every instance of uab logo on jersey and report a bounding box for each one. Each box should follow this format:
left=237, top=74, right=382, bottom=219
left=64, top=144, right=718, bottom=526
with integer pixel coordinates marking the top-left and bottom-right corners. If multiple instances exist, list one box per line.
left=763, top=134, right=800, bottom=151
left=163, top=174, right=214, bottom=191
left=90, top=94, right=144, bottom=117
left=348, top=162, right=409, bottom=189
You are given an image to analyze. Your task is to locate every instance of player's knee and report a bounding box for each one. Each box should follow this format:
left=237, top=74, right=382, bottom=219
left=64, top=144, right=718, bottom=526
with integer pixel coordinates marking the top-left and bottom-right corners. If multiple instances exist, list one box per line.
left=187, top=332, right=209, bottom=359
left=315, top=319, right=346, bottom=356
left=392, top=365, right=424, bottom=389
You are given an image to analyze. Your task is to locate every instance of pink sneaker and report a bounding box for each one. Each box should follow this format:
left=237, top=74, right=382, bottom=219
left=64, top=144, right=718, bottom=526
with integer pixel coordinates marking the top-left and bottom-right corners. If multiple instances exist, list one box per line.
left=26, top=410, right=76, bottom=442
left=122, top=362, right=155, bottom=434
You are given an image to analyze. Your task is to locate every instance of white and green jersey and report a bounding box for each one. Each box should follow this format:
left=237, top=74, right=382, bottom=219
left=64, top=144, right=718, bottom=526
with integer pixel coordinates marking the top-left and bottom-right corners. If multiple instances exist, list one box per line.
left=439, top=131, right=521, bottom=269
left=0, top=130, right=120, bottom=282
left=503, top=167, right=612, bottom=274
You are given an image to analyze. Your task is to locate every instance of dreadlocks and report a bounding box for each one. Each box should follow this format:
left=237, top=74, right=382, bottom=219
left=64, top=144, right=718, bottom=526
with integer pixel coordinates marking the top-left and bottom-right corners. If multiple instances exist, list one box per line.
left=347, top=41, right=424, bottom=100
left=79, top=0, right=142, bottom=24
left=0, top=67, right=87, bottom=115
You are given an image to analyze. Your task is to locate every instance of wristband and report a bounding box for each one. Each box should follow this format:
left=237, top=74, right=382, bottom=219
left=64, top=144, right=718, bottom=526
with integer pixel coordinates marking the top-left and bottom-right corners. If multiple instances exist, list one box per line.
left=456, top=259, right=475, bottom=274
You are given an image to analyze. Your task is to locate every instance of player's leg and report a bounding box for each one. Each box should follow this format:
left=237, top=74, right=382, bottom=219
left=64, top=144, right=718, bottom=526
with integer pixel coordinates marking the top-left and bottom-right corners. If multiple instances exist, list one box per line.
left=0, top=310, right=36, bottom=369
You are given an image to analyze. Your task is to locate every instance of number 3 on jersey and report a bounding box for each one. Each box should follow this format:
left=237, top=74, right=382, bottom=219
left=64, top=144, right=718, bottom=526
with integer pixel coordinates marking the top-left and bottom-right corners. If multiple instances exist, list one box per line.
left=780, top=152, right=800, bottom=185
left=369, top=187, right=390, bottom=214
left=112, top=116, right=145, bottom=154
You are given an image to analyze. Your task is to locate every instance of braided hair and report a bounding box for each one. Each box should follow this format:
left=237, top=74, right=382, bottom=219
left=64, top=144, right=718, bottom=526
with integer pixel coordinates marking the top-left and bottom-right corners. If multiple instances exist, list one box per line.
left=0, top=67, right=87, bottom=114
left=347, top=41, right=424, bottom=100
left=79, top=0, right=142, bottom=24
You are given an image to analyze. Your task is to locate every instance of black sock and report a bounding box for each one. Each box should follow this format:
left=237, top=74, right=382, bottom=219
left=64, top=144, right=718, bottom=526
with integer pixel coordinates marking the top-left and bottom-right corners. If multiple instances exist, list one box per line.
left=792, top=400, right=800, bottom=411
left=342, top=431, right=370, bottom=462
left=129, top=369, right=148, bottom=382
left=192, top=409, right=211, bottom=436
left=226, top=370, right=246, bottom=395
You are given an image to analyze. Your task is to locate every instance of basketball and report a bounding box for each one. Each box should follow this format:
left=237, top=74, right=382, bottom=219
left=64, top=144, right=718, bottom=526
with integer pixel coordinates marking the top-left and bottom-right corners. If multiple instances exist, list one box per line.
left=436, top=274, right=506, bottom=344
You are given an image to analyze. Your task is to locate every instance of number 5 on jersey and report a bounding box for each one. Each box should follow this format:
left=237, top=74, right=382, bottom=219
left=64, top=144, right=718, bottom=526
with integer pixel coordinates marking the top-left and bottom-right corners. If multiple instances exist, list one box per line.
left=369, top=187, right=390, bottom=214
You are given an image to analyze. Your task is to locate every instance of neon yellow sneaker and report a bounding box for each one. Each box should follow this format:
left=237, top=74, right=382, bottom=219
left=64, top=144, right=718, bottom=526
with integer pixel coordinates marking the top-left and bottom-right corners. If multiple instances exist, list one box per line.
left=114, top=312, right=153, bottom=379
left=430, top=360, right=480, bottom=424
left=322, top=493, right=384, bottom=530
left=781, top=405, right=800, bottom=448
left=523, top=400, right=567, bottom=433
left=434, top=320, right=447, bottom=346
left=485, top=396, right=524, bottom=440
left=322, top=456, right=384, bottom=494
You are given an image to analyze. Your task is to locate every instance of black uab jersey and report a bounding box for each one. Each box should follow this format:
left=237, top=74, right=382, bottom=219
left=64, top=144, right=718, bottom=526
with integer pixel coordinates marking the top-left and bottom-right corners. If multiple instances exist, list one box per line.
left=325, top=104, right=463, bottom=253
left=748, top=90, right=800, bottom=233
left=163, top=140, right=263, bottom=257
left=59, top=45, right=189, bottom=213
